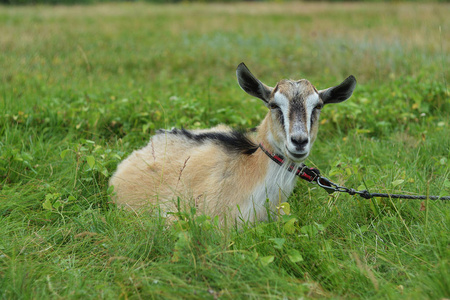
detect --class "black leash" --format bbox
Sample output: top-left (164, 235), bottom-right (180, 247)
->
top-left (309, 170), bottom-right (450, 201)
top-left (259, 143), bottom-right (450, 201)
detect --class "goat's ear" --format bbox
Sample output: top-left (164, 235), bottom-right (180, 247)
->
top-left (319, 75), bottom-right (357, 105)
top-left (236, 63), bottom-right (272, 105)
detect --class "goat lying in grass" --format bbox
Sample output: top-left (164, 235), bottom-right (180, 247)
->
top-left (110, 63), bottom-right (356, 222)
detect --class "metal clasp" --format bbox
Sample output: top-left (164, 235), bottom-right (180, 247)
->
top-left (315, 176), bottom-right (340, 194)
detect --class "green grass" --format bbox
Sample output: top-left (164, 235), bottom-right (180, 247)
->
top-left (1, 2), bottom-right (449, 298)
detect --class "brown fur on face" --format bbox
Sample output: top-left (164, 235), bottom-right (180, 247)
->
top-left (263, 79), bottom-right (323, 161)
top-left (272, 79), bottom-right (318, 101)
top-left (275, 79), bottom-right (321, 139)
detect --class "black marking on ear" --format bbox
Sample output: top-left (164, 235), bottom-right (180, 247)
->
top-left (240, 71), bottom-right (260, 93)
top-left (236, 63), bottom-right (271, 103)
top-left (320, 75), bottom-right (357, 104)
top-left (159, 128), bottom-right (258, 155)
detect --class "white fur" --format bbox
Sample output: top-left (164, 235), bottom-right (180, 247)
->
top-left (305, 92), bottom-right (320, 135)
top-left (242, 160), bottom-right (299, 221)
top-left (274, 91), bottom-right (291, 140)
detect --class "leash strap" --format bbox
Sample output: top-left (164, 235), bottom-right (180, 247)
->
top-left (258, 143), bottom-right (450, 201)
top-left (258, 143), bottom-right (319, 181)
top-left (314, 174), bottom-right (450, 201)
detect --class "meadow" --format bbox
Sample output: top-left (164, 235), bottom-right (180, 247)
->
top-left (1, 2), bottom-right (449, 298)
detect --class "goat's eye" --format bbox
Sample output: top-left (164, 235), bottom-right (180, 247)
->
top-left (269, 103), bottom-right (280, 110)
top-left (314, 104), bottom-right (323, 111)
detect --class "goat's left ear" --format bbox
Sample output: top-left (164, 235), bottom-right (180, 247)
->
top-left (319, 75), bottom-right (357, 105)
top-left (236, 62), bottom-right (273, 105)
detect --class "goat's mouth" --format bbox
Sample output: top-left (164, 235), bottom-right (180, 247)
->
top-left (285, 148), bottom-right (309, 162)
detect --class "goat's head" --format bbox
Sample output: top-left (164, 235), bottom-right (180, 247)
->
top-left (236, 62), bottom-right (356, 162)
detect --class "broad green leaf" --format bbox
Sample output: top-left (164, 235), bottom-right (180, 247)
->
top-left (175, 232), bottom-right (190, 248)
top-left (314, 222), bottom-right (325, 232)
top-left (358, 225), bottom-right (369, 233)
top-left (284, 217), bottom-right (297, 234)
top-left (260, 255), bottom-right (274, 266)
top-left (101, 169), bottom-right (109, 177)
top-left (107, 185), bottom-right (115, 195)
top-left (270, 238), bottom-right (285, 250)
top-left (278, 202), bottom-right (290, 215)
top-left (392, 179), bottom-right (404, 187)
top-left (60, 149), bottom-right (70, 159)
top-left (53, 200), bottom-right (63, 209)
top-left (201, 220), bottom-right (212, 230)
top-left (301, 224), bottom-right (318, 237)
top-left (45, 193), bottom-right (60, 201)
top-left (86, 156), bottom-right (95, 168)
top-left (42, 199), bottom-right (53, 211)
top-left (195, 214), bottom-right (208, 224)
top-left (142, 123), bottom-right (151, 133)
top-left (287, 249), bottom-right (303, 263)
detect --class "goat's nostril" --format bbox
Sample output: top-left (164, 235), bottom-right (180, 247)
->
top-left (290, 136), bottom-right (308, 149)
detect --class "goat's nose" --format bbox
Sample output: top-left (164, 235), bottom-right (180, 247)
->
top-left (290, 136), bottom-right (308, 150)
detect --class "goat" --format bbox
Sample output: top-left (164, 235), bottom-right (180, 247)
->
top-left (109, 63), bottom-right (356, 222)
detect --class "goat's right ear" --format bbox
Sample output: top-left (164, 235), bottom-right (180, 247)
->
top-left (319, 75), bottom-right (357, 105)
top-left (236, 63), bottom-right (272, 105)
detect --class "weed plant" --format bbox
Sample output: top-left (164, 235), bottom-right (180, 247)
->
top-left (1, 3), bottom-right (449, 298)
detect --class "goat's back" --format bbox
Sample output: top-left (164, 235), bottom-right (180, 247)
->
top-left (109, 125), bottom-right (269, 219)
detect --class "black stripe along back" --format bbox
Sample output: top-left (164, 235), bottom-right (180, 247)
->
top-left (157, 128), bottom-right (258, 155)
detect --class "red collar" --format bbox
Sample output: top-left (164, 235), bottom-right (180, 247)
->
top-left (258, 143), bottom-right (320, 182)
